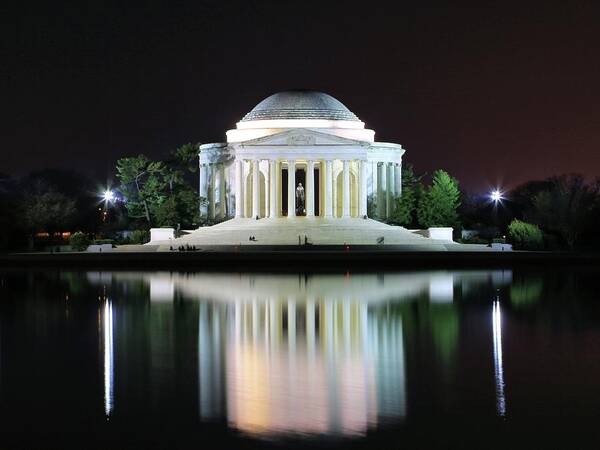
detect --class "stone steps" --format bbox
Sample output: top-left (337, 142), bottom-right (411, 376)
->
top-left (151, 217), bottom-right (460, 250)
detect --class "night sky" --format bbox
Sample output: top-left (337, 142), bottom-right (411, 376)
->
top-left (3, 2), bottom-right (600, 191)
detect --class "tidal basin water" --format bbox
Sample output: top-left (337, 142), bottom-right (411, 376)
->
top-left (1, 268), bottom-right (600, 448)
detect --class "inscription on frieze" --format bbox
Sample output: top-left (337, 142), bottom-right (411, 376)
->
top-left (287, 134), bottom-right (316, 145)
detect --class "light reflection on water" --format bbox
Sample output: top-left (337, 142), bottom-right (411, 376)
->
top-left (90, 270), bottom-right (513, 438)
top-left (102, 300), bottom-right (114, 418)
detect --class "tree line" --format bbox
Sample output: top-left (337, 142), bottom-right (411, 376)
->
top-left (388, 166), bottom-right (600, 250)
top-left (1, 146), bottom-right (600, 251)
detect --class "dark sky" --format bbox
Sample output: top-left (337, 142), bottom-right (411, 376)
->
top-left (3, 1), bottom-right (600, 191)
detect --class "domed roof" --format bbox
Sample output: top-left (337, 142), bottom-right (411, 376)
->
top-left (241, 90), bottom-right (360, 122)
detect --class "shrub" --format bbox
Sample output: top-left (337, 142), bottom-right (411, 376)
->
top-left (460, 236), bottom-right (488, 245)
top-left (507, 220), bottom-right (543, 250)
top-left (115, 237), bottom-right (131, 245)
top-left (69, 232), bottom-right (90, 251)
top-left (131, 229), bottom-right (150, 245)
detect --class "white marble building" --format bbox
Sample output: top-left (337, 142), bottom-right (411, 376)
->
top-left (142, 90), bottom-right (490, 248)
top-left (198, 90), bottom-right (404, 221)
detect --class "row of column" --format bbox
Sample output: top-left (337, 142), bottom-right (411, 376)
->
top-left (235, 158), bottom-right (369, 219)
top-left (201, 160), bottom-right (401, 220)
top-left (374, 161), bottom-right (402, 220)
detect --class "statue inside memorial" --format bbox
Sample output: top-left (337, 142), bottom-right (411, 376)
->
top-left (296, 182), bottom-right (305, 215)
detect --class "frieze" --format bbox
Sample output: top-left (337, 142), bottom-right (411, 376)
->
top-left (287, 134), bottom-right (316, 146)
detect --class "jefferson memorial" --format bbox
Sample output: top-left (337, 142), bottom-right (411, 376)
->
top-left (148, 90), bottom-right (470, 250)
top-left (199, 90), bottom-right (403, 221)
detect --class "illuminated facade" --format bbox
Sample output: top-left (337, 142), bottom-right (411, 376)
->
top-left (144, 91), bottom-right (476, 247)
top-left (198, 90), bottom-right (404, 220)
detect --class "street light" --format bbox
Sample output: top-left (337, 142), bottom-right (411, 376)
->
top-left (102, 190), bottom-right (115, 203)
top-left (490, 189), bottom-right (503, 203)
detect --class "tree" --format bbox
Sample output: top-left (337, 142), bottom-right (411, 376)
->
top-left (116, 155), bottom-right (167, 225)
top-left (171, 143), bottom-right (199, 175)
top-left (507, 219), bottom-right (543, 250)
top-left (155, 189), bottom-right (200, 229)
top-left (69, 232), bottom-right (91, 251)
top-left (21, 169), bottom-right (101, 233)
top-left (527, 174), bottom-right (597, 249)
top-left (22, 184), bottom-right (77, 244)
top-left (417, 170), bottom-right (461, 228)
top-left (389, 164), bottom-right (422, 227)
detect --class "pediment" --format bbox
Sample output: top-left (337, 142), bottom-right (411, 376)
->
top-left (239, 128), bottom-right (367, 147)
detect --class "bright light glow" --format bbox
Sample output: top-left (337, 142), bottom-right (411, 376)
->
top-left (490, 189), bottom-right (503, 203)
top-left (104, 301), bottom-right (114, 417)
top-left (102, 190), bottom-right (115, 202)
top-left (492, 300), bottom-right (506, 417)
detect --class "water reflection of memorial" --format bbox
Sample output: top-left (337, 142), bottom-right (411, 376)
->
top-left (97, 270), bottom-right (512, 438)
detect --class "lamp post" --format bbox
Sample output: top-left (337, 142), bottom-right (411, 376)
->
top-left (102, 190), bottom-right (115, 203)
top-left (101, 189), bottom-right (115, 223)
top-left (490, 189), bottom-right (503, 203)
top-left (489, 189), bottom-right (504, 239)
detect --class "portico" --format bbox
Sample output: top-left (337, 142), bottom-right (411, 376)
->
top-left (201, 157), bottom-right (402, 220)
top-left (198, 90), bottom-right (405, 222)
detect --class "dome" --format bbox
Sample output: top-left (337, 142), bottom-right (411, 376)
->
top-left (241, 90), bottom-right (360, 122)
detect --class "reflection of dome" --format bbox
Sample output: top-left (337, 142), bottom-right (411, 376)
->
top-left (241, 90), bottom-right (360, 122)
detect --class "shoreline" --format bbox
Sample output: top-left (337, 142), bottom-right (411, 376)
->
top-left (1, 248), bottom-right (599, 270)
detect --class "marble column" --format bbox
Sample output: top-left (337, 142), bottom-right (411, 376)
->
top-left (306, 160), bottom-right (315, 217)
top-left (234, 159), bottom-right (243, 218)
top-left (359, 160), bottom-right (367, 217)
top-left (269, 159), bottom-right (277, 218)
top-left (252, 159), bottom-right (260, 219)
top-left (387, 163), bottom-right (396, 216)
top-left (378, 162), bottom-right (387, 219)
top-left (343, 160), bottom-right (350, 218)
top-left (325, 160), bottom-right (333, 218)
top-left (386, 162), bottom-right (393, 217)
top-left (219, 164), bottom-right (226, 219)
top-left (199, 163), bottom-right (209, 218)
top-left (395, 162), bottom-right (402, 196)
top-left (288, 160), bottom-right (296, 217)
top-left (209, 164), bottom-right (216, 220)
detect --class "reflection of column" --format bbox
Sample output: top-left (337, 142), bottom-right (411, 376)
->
top-left (325, 160), bottom-right (333, 218)
top-left (359, 160), bottom-right (367, 217)
top-left (103, 301), bottom-right (114, 417)
top-left (269, 160), bottom-right (277, 218)
top-left (288, 160), bottom-right (296, 218)
top-left (342, 160), bottom-right (350, 218)
top-left (343, 300), bottom-right (351, 352)
top-left (199, 303), bottom-right (225, 420)
top-left (288, 300), bottom-right (296, 352)
top-left (492, 300), bottom-right (506, 417)
top-left (252, 159), bottom-right (260, 219)
top-left (306, 160), bottom-right (314, 217)
top-left (368, 307), bottom-right (406, 419)
top-left (235, 159), bottom-right (244, 218)
top-left (306, 299), bottom-right (315, 359)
